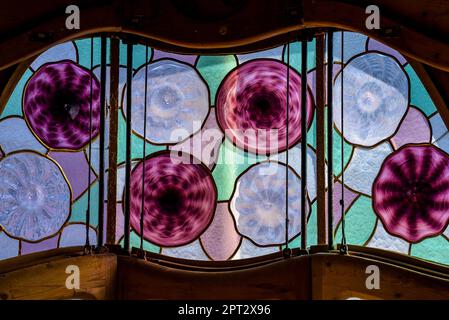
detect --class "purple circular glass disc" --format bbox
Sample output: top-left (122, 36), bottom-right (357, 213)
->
top-left (24, 61), bottom-right (101, 150)
top-left (128, 151), bottom-right (217, 247)
top-left (373, 144), bottom-right (449, 243)
top-left (216, 59), bottom-right (314, 155)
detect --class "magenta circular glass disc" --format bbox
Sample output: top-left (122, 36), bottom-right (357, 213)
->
top-left (24, 61), bottom-right (101, 150)
top-left (216, 59), bottom-right (314, 154)
top-left (373, 145), bottom-right (449, 242)
top-left (129, 151), bottom-right (217, 247)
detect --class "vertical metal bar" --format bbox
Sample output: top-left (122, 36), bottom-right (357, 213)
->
top-left (327, 30), bottom-right (334, 249)
top-left (315, 33), bottom-right (327, 245)
top-left (339, 31), bottom-right (348, 254)
top-left (301, 38), bottom-right (308, 250)
top-left (124, 42), bottom-right (133, 252)
top-left (285, 41), bottom-right (290, 252)
top-left (140, 45), bottom-right (149, 253)
top-left (106, 37), bottom-right (119, 245)
top-left (97, 35), bottom-right (107, 248)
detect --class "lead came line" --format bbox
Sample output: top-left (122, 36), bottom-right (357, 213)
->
top-left (98, 34), bottom-right (107, 248)
top-left (124, 42), bottom-right (134, 252)
top-left (85, 36), bottom-right (94, 252)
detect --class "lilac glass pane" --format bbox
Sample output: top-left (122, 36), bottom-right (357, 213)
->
top-left (373, 145), bottom-right (449, 242)
top-left (200, 202), bottom-right (241, 260)
top-left (237, 46), bottom-right (284, 64)
top-left (216, 59), bottom-right (314, 154)
top-left (161, 240), bottom-right (209, 260)
top-left (391, 107), bottom-right (431, 149)
top-left (30, 42), bottom-right (77, 71)
top-left (59, 223), bottom-right (97, 247)
top-left (48, 150), bottom-right (95, 200)
top-left (332, 181), bottom-right (359, 230)
top-left (21, 235), bottom-right (58, 255)
top-left (0, 232), bottom-right (19, 260)
top-left (129, 151), bottom-right (217, 247)
top-left (0, 117), bottom-right (47, 154)
top-left (24, 61), bottom-right (101, 150)
top-left (367, 38), bottom-right (407, 65)
top-left (152, 50), bottom-right (197, 66)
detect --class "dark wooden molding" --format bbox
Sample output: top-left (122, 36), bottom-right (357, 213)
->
top-left (0, 250), bottom-right (117, 300)
top-left (1, 246), bottom-right (449, 299)
top-left (1, 1), bottom-right (449, 70)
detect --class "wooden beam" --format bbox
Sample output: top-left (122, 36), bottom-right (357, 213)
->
top-left (315, 33), bottom-right (326, 245)
top-left (117, 255), bottom-right (310, 300)
top-left (311, 252), bottom-right (449, 300)
top-left (0, 252), bottom-right (117, 300)
top-left (106, 37), bottom-right (119, 245)
top-left (1, 246), bottom-right (449, 300)
top-left (1, 1), bottom-right (449, 71)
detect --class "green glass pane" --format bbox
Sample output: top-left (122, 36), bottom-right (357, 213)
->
top-left (332, 129), bottom-right (353, 177)
top-left (75, 37), bottom-right (108, 69)
top-left (307, 201), bottom-right (318, 247)
top-left (323, 108), bottom-right (353, 177)
top-left (307, 112), bottom-right (317, 149)
top-left (1, 69), bottom-right (33, 118)
top-left (70, 180), bottom-right (99, 227)
top-left (120, 231), bottom-right (160, 253)
top-left (405, 64), bottom-right (436, 116)
top-left (212, 138), bottom-right (267, 201)
top-left (411, 236), bottom-right (449, 265)
top-left (119, 41), bottom-right (152, 70)
top-left (196, 55), bottom-right (237, 105)
top-left (335, 195), bottom-right (376, 245)
top-left (282, 201), bottom-right (317, 249)
top-left (283, 39), bottom-right (316, 73)
top-left (285, 236), bottom-right (300, 249)
top-left (117, 110), bottom-right (165, 163)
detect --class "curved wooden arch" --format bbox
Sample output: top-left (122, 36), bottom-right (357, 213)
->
top-left (1, 1), bottom-right (449, 71)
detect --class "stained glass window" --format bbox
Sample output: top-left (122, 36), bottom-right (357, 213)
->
top-left (115, 40), bottom-right (318, 259)
top-left (1, 31), bottom-right (448, 266)
top-left (0, 39), bottom-right (104, 259)
top-left (332, 32), bottom-right (449, 266)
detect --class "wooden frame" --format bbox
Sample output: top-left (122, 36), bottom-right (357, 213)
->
top-left (0, 248), bottom-right (117, 300)
top-left (1, 246), bottom-right (449, 299)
